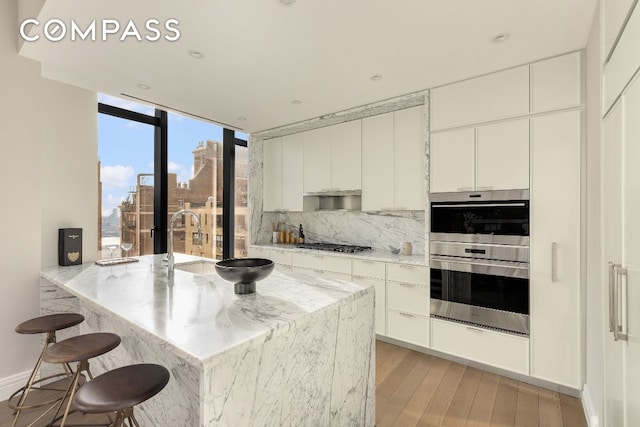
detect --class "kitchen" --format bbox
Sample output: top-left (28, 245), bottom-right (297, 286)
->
top-left (1, 0), bottom-right (638, 426)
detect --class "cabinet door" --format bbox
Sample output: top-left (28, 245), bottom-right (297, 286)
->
top-left (603, 0), bottom-right (636, 60)
top-left (330, 120), bottom-right (362, 191)
top-left (603, 101), bottom-right (625, 427)
top-left (431, 65), bottom-right (530, 131)
top-left (362, 113), bottom-right (394, 210)
top-left (303, 127), bottom-right (331, 193)
top-left (530, 52), bottom-right (581, 113)
top-left (394, 106), bottom-right (425, 210)
top-left (476, 119), bottom-right (529, 190)
top-left (429, 128), bottom-right (475, 193)
top-left (263, 137), bottom-right (282, 211)
top-left (529, 110), bottom-right (581, 388)
top-left (282, 134), bottom-right (304, 211)
top-left (386, 310), bottom-right (429, 348)
top-left (352, 276), bottom-right (386, 335)
top-left (623, 75), bottom-right (640, 427)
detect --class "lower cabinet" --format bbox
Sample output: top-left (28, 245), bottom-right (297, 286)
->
top-left (247, 246), bottom-right (292, 270)
top-left (352, 259), bottom-right (387, 335)
top-left (430, 318), bottom-right (530, 375)
top-left (386, 310), bottom-right (429, 348)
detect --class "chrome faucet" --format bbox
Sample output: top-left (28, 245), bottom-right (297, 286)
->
top-left (167, 208), bottom-right (202, 273)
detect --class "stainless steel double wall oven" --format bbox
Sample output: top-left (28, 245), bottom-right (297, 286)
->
top-left (429, 190), bottom-right (530, 335)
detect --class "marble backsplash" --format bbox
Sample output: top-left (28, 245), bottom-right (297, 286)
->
top-left (258, 210), bottom-right (426, 255)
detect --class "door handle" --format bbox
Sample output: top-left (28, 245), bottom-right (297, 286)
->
top-left (551, 242), bottom-right (558, 282)
top-left (614, 267), bottom-right (628, 341)
top-left (608, 262), bottom-right (616, 333)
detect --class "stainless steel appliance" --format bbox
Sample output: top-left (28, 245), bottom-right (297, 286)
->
top-left (295, 242), bottom-right (372, 254)
top-left (429, 189), bottom-right (530, 336)
top-left (430, 189), bottom-right (529, 245)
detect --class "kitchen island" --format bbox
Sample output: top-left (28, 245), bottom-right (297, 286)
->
top-left (40, 254), bottom-right (375, 426)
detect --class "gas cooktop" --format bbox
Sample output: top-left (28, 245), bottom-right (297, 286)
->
top-left (295, 243), bottom-right (372, 254)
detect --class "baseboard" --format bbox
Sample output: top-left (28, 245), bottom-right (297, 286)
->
top-left (582, 383), bottom-right (600, 427)
top-left (0, 370), bottom-right (30, 402)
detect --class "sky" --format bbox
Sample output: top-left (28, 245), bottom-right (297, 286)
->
top-left (98, 94), bottom-right (247, 217)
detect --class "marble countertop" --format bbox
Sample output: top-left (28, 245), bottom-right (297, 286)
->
top-left (41, 254), bottom-right (373, 363)
top-left (250, 243), bottom-right (427, 265)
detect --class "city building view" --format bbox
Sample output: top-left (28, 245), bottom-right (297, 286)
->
top-left (99, 139), bottom-right (248, 260)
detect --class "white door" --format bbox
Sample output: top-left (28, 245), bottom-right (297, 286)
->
top-left (529, 110), bottom-right (581, 388)
top-left (303, 127), bottom-right (331, 193)
top-left (429, 128), bottom-right (475, 193)
top-left (263, 137), bottom-right (282, 211)
top-left (476, 118), bottom-right (529, 190)
top-left (362, 113), bottom-right (394, 210)
top-left (282, 134), bottom-right (304, 211)
top-left (603, 100), bottom-right (624, 427)
top-left (393, 106), bottom-right (425, 210)
top-left (622, 74), bottom-right (640, 427)
top-left (330, 120), bottom-right (362, 191)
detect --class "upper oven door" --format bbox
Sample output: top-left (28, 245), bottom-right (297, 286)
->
top-left (430, 190), bottom-right (529, 245)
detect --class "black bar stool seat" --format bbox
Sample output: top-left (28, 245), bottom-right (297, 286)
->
top-left (10, 313), bottom-right (84, 427)
top-left (72, 364), bottom-right (170, 426)
top-left (44, 332), bottom-right (121, 427)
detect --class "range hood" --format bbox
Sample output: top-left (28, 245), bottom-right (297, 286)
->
top-left (303, 190), bottom-right (362, 212)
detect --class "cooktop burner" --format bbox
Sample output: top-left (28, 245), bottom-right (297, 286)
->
top-left (295, 243), bottom-right (372, 254)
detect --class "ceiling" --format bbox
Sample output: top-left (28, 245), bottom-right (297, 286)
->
top-left (19, 0), bottom-right (597, 133)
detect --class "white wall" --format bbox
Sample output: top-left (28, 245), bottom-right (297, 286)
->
top-left (0, 0), bottom-right (97, 396)
top-left (40, 80), bottom-right (98, 267)
top-left (584, 2), bottom-right (604, 426)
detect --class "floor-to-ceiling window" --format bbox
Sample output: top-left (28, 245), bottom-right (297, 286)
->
top-left (97, 94), bottom-right (247, 260)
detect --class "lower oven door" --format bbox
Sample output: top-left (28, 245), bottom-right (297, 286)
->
top-left (430, 258), bottom-right (529, 335)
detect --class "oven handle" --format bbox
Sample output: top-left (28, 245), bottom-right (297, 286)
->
top-left (430, 257), bottom-right (529, 279)
top-left (432, 202), bottom-right (527, 208)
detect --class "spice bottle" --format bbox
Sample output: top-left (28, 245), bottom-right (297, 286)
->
top-left (299, 224), bottom-right (305, 244)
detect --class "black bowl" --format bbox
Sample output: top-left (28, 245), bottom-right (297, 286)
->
top-left (215, 258), bottom-right (274, 294)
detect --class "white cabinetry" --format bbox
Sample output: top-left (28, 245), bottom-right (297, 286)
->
top-left (603, 3), bottom-right (640, 112)
top-left (352, 259), bottom-right (386, 335)
top-left (530, 52), bottom-right (581, 113)
top-left (603, 0), bottom-right (636, 61)
top-left (603, 73), bottom-right (640, 427)
top-left (263, 138), bottom-right (283, 212)
top-left (362, 113), bottom-right (394, 210)
top-left (430, 65), bottom-right (529, 131)
top-left (303, 120), bottom-right (361, 193)
top-left (430, 319), bottom-right (530, 375)
top-left (247, 246), bottom-right (292, 272)
top-left (385, 264), bottom-right (429, 347)
top-left (291, 252), bottom-right (351, 280)
top-left (430, 118), bottom-right (529, 193)
top-left (529, 109), bottom-right (581, 388)
top-left (263, 135), bottom-right (304, 211)
top-left (362, 106), bottom-right (425, 210)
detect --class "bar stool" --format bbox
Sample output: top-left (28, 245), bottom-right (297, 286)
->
top-left (71, 364), bottom-right (170, 427)
top-left (10, 313), bottom-right (85, 427)
top-left (44, 332), bottom-right (121, 427)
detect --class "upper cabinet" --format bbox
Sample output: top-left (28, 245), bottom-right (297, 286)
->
top-left (362, 106), bottom-right (425, 210)
top-left (430, 65), bottom-right (530, 131)
top-left (263, 134), bottom-right (303, 212)
top-left (430, 119), bottom-right (529, 193)
top-left (303, 121), bottom-right (361, 193)
top-left (603, 3), bottom-right (640, 112)
top-left (530, 52), bottom-right (581, 113)
top-left (603, 0), bottom-right (636, 61)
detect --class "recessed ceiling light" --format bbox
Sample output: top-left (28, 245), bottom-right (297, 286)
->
top-left (137, 83), bottom-right (151, 90)
top-left (188, 50), bottom-right (204, 59)
top-left (237, 117), bottom-right (247, 121)
top-left (493, 33), bottom-right (510, 43)
top-left (291, 100), bottom-right (302, 105)
top-left (370, 75), bottom-right (383, 81)
top-left (277, 0), bottom-right (296, 6)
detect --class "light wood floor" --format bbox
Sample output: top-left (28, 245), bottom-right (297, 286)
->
top-left (1, 341), bottom-right (588, 426)
top-left (376, 340), bottom-right (587, 427)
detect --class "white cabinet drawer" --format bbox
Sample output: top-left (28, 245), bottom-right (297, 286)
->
top-left (387, 310), bottom-right (429, 348)
top-left (352, 259), bottom-right (385, 280)
top-left (291, 253), bottom-right (351, 274)
top-left (249, 247), bottom-right (292, 266)
top-left (387, 281), bottom-right (429, 316)
top-left (431, 318), bottom-right (530, 375)
top-left (386, 263), bottom-right (428, 285)
top-left (352, 276), bottom-right (386, 335)
top-left (291, 266), bottom-right (350, 281)
top-left (275, 264), bottom-right (292, 273)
